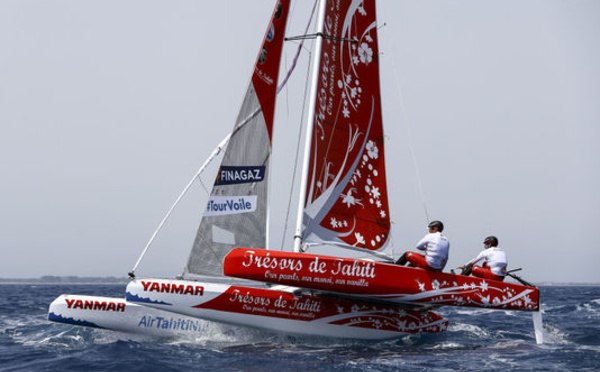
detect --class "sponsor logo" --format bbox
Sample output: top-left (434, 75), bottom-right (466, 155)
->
top-left (138, 316), bottom-right (203, 331)
top-left (255, 67), bottom-right (274, 85)
top-left (205, 195), bottom-right (258, 216)
top-left (239, 251), bottom-right (376, 288)
top-left (141, 281), bottom-right (204, 296)
top-left (215, 166), bottom-right (265, 186)
top-left (258, 47), bottom-right (268, 64)
top-left (65, 298), bottom-right (125, 312)
top-left (266, 23), bottom-right (275, 42)
top-left (273, 2), bottom-right (283, 20)
top-left (229, 289), bottom-right (322, 313)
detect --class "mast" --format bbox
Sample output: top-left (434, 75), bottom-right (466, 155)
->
top-left (293, 0), bottom-right (327, 253)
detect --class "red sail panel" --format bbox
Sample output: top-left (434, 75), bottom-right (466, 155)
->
top-left (304, 0), bottom-right (390, 251)
top-left (252, 0), bottom-right (291, 142)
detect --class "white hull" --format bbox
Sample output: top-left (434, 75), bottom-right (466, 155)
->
top-left (48, 294), bottom-right (212, 338)
top-left (125, 278), bottom-right (447, 340)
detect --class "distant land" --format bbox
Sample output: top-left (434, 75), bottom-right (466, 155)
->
top-left (0, 276), bottom-right (129, 284)
top-left (0, 276), bottom-right (598, 286)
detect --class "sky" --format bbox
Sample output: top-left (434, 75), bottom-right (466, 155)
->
top-left (1, 0), bottom-right (598, 284)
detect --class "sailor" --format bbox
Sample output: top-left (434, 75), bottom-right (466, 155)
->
top-left (396, 220), bottom-right (450, 272)
top-left (458, 236), bottom-right (507, 281)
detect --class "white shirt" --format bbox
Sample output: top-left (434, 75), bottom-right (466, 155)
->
top-left (465, 247), bottom-right (508, 276)
top-left (415, 232), bottom-right (450, 270)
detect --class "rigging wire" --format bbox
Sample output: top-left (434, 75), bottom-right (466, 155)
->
top-left (277, 0), bottom-right (318, 94)
top-left (128, 134), bottom-right (231, 278)
top-left (285, 33), bottom-right (357, 44)
top-left (278, 0), bottom-right (319, 251)
top-left (130, 106), bottom-right (262, 278)
top-left (390, 49), bottom-right (430, 224)
top-left (279, 47), bottom-right (313, 251)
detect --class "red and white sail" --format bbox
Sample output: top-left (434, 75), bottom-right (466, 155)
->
top-left (301, 0), bottom-right (391, 256)
top-left (184, 1), bottom-right (291, 277)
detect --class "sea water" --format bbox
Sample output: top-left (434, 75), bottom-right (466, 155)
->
top-left (1, 284), bottom-right (599, 371)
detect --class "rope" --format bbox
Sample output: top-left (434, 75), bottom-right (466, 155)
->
top-left (277, 0), bottom-right (318, 94)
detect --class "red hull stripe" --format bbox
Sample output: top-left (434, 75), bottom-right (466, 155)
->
top-left (193, 285), bottom-right (447, 333)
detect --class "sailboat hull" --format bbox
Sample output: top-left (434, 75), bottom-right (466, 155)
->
top-left (223, 248), bottom-right (540, 312)
top-left (48, 294), bottom-right (211, 337)
top-left (125, 278), bottom-right (447, 339)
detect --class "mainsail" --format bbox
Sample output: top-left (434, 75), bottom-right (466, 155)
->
top-left (184, 0), bottom-right (291, 277)
top-left (301, 0), bottom-right (391, 256)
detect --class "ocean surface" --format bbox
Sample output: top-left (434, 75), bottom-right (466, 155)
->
top-left (1, 284), bottom-right (599, 372)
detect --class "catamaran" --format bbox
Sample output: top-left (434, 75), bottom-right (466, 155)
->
top-left (49, 0), bottom-right (543, 342)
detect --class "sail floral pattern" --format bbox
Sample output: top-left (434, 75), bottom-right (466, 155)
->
top-left (304, 0), bottom-right (390, 252)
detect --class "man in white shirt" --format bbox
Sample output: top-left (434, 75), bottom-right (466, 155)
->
top-left (458, 236), bottom-right (507, 281)
top-left (396, 220), bottom-right (450, 272)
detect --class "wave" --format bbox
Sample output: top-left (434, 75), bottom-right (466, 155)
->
top-left (537, 322), bottom-right (571, 346)
top-left (2, 284), bottom-right (599, 372)
top-left (574, 299), bottom-right (600, 318)
top-left (448, 322), bottom-right (492, 338)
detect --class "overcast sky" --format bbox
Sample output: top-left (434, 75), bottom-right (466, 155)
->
top-left (1, 1), bottom-right (598, 284)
